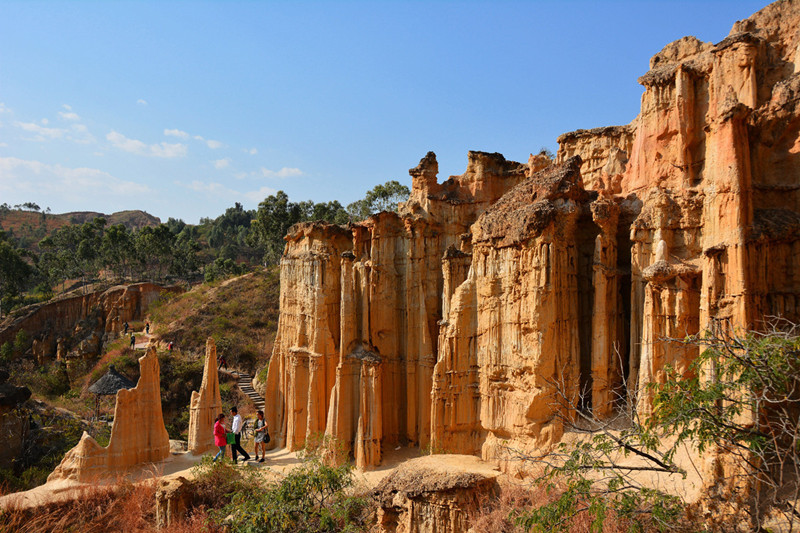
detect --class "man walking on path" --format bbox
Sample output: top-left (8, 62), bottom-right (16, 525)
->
top-left (130, 334), bottom-right (135, 349)
top-left (229, 407), bottom-right (250, 463)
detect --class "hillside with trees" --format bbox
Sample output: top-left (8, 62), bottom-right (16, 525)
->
top-left (0, 181), bottom-right (409, 318)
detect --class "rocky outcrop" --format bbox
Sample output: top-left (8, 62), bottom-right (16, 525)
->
top-left (264, 151), bottom-right (535, 467)
top-left (0, 283), bottom-right (180, 363)
top-left (155, 476), bottom-right (195, 529)
top-left (187, 338), bottom-right (222, 455)
top-left (263, 0), bottom-right (800, 470)
top-left (373, 455), bottom-right (500, 533)
top-left (47, 346), bottom-right (170, 483)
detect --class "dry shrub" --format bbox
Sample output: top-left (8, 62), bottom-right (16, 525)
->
top-left (0, 481), bottom-right (156, 533)
top-left (162, 508), bottom-right (218, 533)
top-left (0, 479), bottom-right (220, 533)
top-left (470, 482), bottom-right (630, 533)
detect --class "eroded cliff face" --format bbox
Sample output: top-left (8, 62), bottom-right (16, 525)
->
top-left (264, 0), bottom-right (800, 469)
top-left (0, 283), bottom-right (179, 364)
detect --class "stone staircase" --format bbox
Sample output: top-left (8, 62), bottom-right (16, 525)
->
top-left (236, 371), bottom-right (265, 411)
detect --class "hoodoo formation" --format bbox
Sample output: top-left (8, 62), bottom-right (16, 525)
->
top-left (263, 0), bottom-right (800, 468)
top-left (47, 346), bottom-right (170, 483)
top-left (187, 338), bottom-right (223, 455)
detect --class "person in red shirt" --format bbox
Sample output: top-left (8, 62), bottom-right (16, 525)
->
top-left (213, 413), bottom-right (227, 462)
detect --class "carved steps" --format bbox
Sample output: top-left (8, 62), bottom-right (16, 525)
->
top-left (236, 372), bottom-right (265, 411)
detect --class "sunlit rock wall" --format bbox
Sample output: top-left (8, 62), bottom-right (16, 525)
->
top-left (48, 346), bottom-right (170, 482)
top-left (264, 0), bottom-right (800, 468)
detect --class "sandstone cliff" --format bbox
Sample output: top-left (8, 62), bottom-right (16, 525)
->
top-left (47, 345), bottom-right (170, 483)
top-left (263, 0), bottom-right (800, 468)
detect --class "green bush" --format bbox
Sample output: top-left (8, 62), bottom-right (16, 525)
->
top-left (0, 342), bottom-right (12, 362)
top-left (89, 351), bottom-right (138, 384)
top-left (40, 364), bottom-right (70, 397)
top-left (257, 362), bottom-right (269, 383)
top-left (13, 329), bottom-right (30, 355)
top-left (205, 456), bottom-right (372, 532)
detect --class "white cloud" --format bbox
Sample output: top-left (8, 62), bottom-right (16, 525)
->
top-left (213, 158), bottom-right (231, 169)
top-left (175, 180), bottom-right (276, 204)
top-left (70, 124), bottom-right (95, 144)
top-left (244, 186), bottom-right (278, 202)
top-left (184, 180), bottom-right (233, 194)
top-left (190, 134), bottom-right (223, 149)
top-left (107, 130), bottom-right (187, 158)
top-left (260, 166), bottom-right (303, 179)
top-left (62, 104), bottom-right (72, 111)
top-left (137, 99), bottom-right (148, 106)
top-left (0, 157), bottom-right (152, 203)
top-left (16, 121), bottom-right (66, 140)
top-left (0, 142), bottom-right (8, 148)
top-left (0, 103), bottom-right (10, 113)
top-left (59, 111), bottom-right (80, 121)
top-left (245, 147), bottom-right (258, 155)
top-left (164, 128), bottom-right (189, 139)
top-left (16, 120), bottom-right (94, 144)
top-left (41, 118), bottom-right (49, 125)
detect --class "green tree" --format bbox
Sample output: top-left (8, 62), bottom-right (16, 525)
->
top-left (134, 224), bottom-right (174, 281)
top-left (101, 224), bottom-right (135, 281)
top-left (653, 324), bottom-right (800, 530)
top-left (0, 233), bottom-right (33, 317)
top-left (39, 217), bottom-right (106, 289)
top-left (249, 191), bottom-right (305, 265)
top-left (346, 180), bottom-right (410, 221)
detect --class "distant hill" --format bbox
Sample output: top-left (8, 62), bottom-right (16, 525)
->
top-left (0, 208), bottom-right (161, 251)
top-left (62, 210), bottom-right (161, 231)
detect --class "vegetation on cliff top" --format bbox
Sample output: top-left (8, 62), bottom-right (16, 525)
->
top-left (0, 181), bottom-right (408, 317)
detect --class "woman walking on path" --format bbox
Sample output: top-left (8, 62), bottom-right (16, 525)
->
top-left (253, 410), bottom-right (268, 463)
top-left (213, 413), bottom-right (227, 462)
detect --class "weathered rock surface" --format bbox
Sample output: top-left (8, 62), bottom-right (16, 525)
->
top-left (0, 283), bottom-right (180, 363)
top-left (373, 455), bottom-right (500, 533)
top-left (155, 476), bottom-right (195, 529)
top-left (47, 346), bottom-right (170, 483)
top-left (263, 0), bottom-right (800, 470)
top-left (187, 338), bottom-right (223, 455)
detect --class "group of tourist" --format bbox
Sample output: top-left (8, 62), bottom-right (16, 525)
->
top-left (213, 407), bottom-right (269, 464)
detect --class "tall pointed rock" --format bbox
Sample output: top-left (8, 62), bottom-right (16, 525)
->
top-left (187, 338), bottom-right (223, 455)
top-left (48, 345), bottom-right (170, 482)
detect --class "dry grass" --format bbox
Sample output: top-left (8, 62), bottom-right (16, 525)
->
top-left (0, 480), bottom-right (219, 533)
top-left (148, 267), bottom-right (280, 372)
top-left (470, 482), bottom-right (631, 533)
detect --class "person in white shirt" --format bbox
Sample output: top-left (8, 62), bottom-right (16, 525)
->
top-left (229, 406), bottom-right (251, 463)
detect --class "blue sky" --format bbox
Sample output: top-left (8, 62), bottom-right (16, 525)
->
top-left (0, 0), bottom-right (767, 223)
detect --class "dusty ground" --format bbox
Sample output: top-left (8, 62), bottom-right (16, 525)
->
top-left (0, 445), bottom-right (497, 510)
top-left (0, 429), bottom-right (708, 512)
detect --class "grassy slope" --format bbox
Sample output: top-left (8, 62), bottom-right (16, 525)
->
top-left (148, 267), bottom-right (280, 373)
